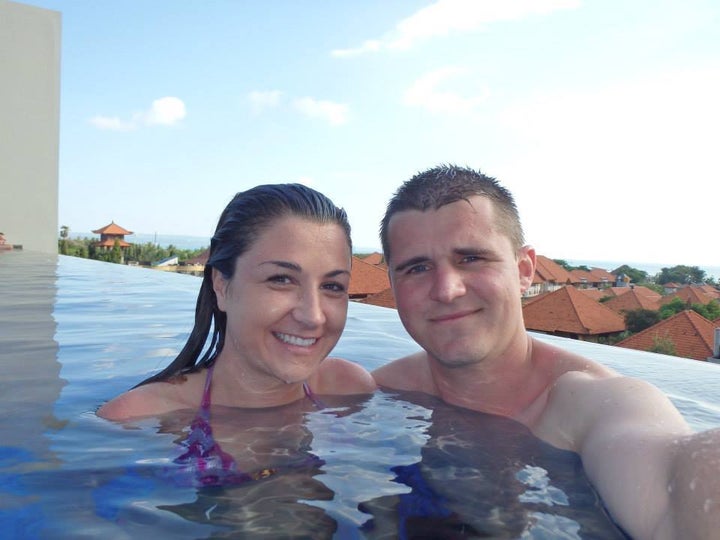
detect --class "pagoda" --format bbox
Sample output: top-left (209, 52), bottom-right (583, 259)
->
top-left (92, 221), bottom-right (133, 250)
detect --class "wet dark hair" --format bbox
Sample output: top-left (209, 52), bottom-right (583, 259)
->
top-left (380, 164), bottom-right (524, 263)
top-left (136, 183), bottom-right (352, 386)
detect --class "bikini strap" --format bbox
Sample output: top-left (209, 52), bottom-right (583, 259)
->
top-left (200, 363), bottom-right (215, 411)
top-left (302, 381), bottom-right (325, 409)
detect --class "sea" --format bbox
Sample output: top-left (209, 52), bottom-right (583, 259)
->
top-left (72, 232), bottom-right (720, 280)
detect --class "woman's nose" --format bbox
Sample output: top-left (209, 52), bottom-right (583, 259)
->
top-left (293, 289), bottom-right (326, 327)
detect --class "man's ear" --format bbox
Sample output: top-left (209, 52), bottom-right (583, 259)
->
top-left (517, 245), bottom-right (536, 294)
top-left (212, 268), bottom-right (229, 312)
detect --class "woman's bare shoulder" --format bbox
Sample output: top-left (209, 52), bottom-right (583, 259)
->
top-left (312, 357), bottom-right (377, 395)
top-left (96, 373), bottom-right (202, 421)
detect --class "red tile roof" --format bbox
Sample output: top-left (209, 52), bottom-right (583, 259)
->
top-left (603, 289), bottom-right (661, 314)
top-left (534, 255), bottom-right (575, 285)
top-left (92, 221), bottom-right (133, 235)
top-left (615, 310), bottom-right (716, 361)
top-left (579, 289), bottom-right (615, 301)
top-left (96, 239), bottom-right (131, 248)
top-left (361, 252), bottom-right (385, 266)
top-left (348, 256), bottom-right (390, 297)
top-left (185, 248), bottom-right (210, 265)
top-left (523, 285), bottom-right (626, 336)
top-left (660, 286), bottom-right (717, 306)
top-left (359, 287), bottom-right (396, 309)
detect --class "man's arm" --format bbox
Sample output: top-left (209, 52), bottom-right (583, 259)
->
top-left (542, 372), bottom-right (719, 539)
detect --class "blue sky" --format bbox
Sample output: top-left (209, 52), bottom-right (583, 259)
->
top-left (24, 0), bottom-right (720, 266)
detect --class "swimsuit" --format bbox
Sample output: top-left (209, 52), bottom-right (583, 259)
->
top-left (172, 363), bottom-right (323, 487)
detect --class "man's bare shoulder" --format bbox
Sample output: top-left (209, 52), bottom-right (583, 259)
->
top-left (371, 351), bottom-right (435, 393)
top-left (538, 367), bottom-right (689, 451)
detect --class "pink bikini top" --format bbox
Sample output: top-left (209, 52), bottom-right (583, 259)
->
top-left (172, 363), bottom-right (323, 487)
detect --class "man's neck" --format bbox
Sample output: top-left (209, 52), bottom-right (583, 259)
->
top-left (428, 336), bottom-right (549, 422)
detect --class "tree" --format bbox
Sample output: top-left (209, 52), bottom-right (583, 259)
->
top-left (659, 298), bottom-right (687, 319)
top-left (624, 309), bottom-right (661, 333)
top-left (611, 264), bottom-right (649, 285)
top-left (58, 225), bottom-right (70, 255)
top-left (656, 265), bottom-right (706, 285)
top-left (692, 300), bottom-right (720, 321)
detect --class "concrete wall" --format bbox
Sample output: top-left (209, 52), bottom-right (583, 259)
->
top-left (0, 1), bottom-right (61, 253)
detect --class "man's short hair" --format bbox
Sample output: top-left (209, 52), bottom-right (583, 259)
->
top-left (380, 164), bottom-right (525, 262)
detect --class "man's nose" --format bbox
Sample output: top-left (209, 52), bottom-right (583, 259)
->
top-left (429, 266), bottom-right (466, 303)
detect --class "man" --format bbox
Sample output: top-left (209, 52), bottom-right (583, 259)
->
top-left (372, 164), bottom-right (719, 540)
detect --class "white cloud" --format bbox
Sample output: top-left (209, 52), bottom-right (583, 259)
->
top-left (89, 96), bottom-right (186, 131)
top-left (332, 0), bottom-right (580, 56)
top-left (144, 96), bottom-right (186, 126)
top-left (331, 39), bottom-right (382, 58)
top-left (89, 116), bottom-right (137, 132)
top-left (247, 90), bottom-right (284, 113)
top-left (293, 97), bottom-right (349, 126)
top-left (403, 66), bottom-right (490, 114)
top-left (496, 66), bottom-right (720, 264)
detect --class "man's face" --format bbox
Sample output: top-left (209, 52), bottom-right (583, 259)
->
top-left (386, 196), bottom-right (534, 367)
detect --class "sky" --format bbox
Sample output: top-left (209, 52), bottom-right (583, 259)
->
top-left (22, 0), bottom-right (720, 267)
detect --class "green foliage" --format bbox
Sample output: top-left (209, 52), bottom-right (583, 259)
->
top-left (691, 300), bottom-right (720, 321)
top-left (611, 264), bottom-right (649, 285)
top-left (649, 334), bottom-right (677, 356)
top-left (659, 297), bottom-right (687, 319)
top-left (656, 265), bottom-right (706, 285)
top-left (57, 234), bottom-right (207, 266)
top-left (624, 309), bottom-right (661, 333)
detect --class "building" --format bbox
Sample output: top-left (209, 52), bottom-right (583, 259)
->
top-left (1, 1), bottom-right (61, 253)
top-left (92, 222), bottom-right (134, 250)
top-left (523, 285), bottom-right (626, 341)
top-left (616, 310), bottom-right (716, 361)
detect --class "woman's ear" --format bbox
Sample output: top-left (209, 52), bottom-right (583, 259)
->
top-left (211, 268), bottom-right (229, 312)
top-left (517, 245), bottom-right (536, 294)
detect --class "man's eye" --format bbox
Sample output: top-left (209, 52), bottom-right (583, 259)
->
top-left (407, 264), bottom-right (429, 274)
top-left (461, 255), bottom-right (482, 264)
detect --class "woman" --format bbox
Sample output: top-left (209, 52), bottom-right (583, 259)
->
top-left (98, 183), bottom-right (375, 421)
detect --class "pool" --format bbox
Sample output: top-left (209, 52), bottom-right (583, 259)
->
top-left (1, 251), bottom-right (719, 539)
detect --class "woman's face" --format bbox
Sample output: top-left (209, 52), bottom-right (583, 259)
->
top-left (213, 216), bottom-right (351, 386)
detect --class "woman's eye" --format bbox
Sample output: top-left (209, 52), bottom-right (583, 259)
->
top-left (322, 282), bottom-right (347, 293)
top-left (268, 274), bottom-right (293, 285)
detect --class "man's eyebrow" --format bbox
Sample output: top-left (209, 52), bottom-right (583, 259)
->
top-left (394, 256), bottom-right (430, 273)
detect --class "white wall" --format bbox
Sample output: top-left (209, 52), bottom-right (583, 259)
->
top-left (0, 0), bottom-right (61, 253)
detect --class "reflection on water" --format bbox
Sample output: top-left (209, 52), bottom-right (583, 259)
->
top-left (0, 252), bottom-right (66, 532)
top-left (1, 252), bottom-right (717, 538)
top-left (357, 392), bottom-right (627, 539)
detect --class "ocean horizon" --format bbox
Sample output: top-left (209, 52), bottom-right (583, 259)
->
top-left (72, 232), bottom-right (720, 280)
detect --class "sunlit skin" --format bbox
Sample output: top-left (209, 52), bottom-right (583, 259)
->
top-left (388, 197), bottom-right (534, 374)
top-left (98, 216), bottom-right (375, 418)
top-left (373, 195), bottom-right (720, 539)
top-left (210, 216), bottom-right (352, 405)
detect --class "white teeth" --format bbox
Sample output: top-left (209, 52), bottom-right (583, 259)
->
top-left (274, 332), bottom-right (317, 347)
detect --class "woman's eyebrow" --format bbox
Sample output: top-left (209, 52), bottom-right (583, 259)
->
top-left (261, 261), bottom-right (350, 278)
top-left (261, 260), bottom-right (301, 272)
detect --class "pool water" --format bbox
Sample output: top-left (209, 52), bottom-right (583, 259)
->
top-left (1, 251), bottom-right (719, 539)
